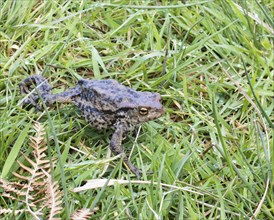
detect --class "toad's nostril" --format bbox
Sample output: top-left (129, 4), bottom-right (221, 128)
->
top-left (78, 79), bottom-right (84, 85)
top-left (154, 93), bottom-right (162, 101)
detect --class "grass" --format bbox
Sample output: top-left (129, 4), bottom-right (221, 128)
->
top-left (0, 0), bottom-right (273, 219)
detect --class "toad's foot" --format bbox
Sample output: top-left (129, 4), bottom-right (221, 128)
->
top-left (19, 75), bottom-right (51, 110)
top-left (123, 156), bottom-right (142, 179)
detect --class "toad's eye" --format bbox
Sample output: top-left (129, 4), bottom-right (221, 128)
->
top-left (139, 107), bottom-right (149, 115)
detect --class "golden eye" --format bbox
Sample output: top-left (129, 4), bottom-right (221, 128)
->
top-left (139, 107), bottom-right (148, 115)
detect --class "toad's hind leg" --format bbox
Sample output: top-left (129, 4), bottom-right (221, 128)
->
top-left (19, 74), bottom-right (81, 108)
top-left (19, 74), bottom-right (52, 109)
top-left (110, 126), bottom-right (142, 179)
top-left (45, 86), bottom-right (81, 105)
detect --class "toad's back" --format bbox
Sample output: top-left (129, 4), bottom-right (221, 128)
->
top-left (73, 79), bottom-right (164, 130)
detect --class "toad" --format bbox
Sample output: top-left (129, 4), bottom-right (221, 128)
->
top-left (19, 75), bottom-right (164, 178)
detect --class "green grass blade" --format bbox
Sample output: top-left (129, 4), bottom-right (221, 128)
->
top-left (1, 122), bottom-right (31, 178)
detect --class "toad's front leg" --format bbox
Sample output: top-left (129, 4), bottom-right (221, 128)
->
top-left (110, 126), bottom-right (142, 179)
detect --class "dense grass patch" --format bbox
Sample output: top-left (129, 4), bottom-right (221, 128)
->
top-left (0, 0), bottom-right (273, 219)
